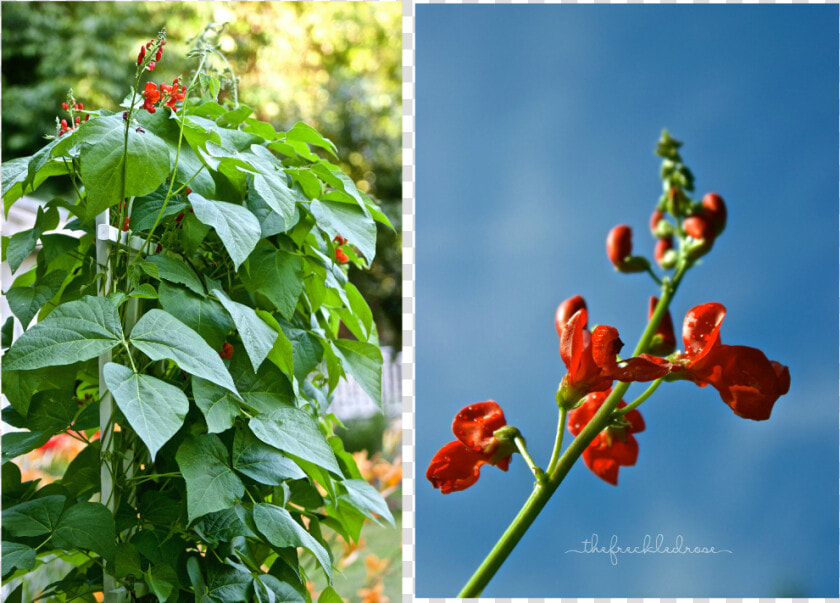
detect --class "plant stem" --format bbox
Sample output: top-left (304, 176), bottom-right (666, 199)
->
top-left (458, 263), bottom-right (687, 597)
top-left (616, 378), bottom-right (663, 416)
top-left (545, 407), bottom-right (567, 475)
top-left (513, 436), bottom-right (545, 484)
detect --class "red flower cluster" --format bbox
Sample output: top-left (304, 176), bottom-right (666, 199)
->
top-left (555, 296), bottom-right (674, 406)
top-left (219, 342), bottom-right (234, 360)
top-left (675, 303), bottom-right (790, 420)
top-left (137, 37), bottom-right (165, 70)
top-left (142, 78), bottom-right (186, 114)
top-left (427, 401), bottom-right (515, 494)
top-left (335, 248), bottom-right (349, 264)
top-left (568, 390), bottom-right (644, 485)
top-left (56, 99), bottom-right (88, 136)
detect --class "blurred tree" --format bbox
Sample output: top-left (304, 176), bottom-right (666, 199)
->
top-left (1, 1), bottom-right (402, 346)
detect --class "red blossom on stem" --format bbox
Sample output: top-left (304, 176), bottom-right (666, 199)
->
top-left (702, 193), bottom-right (727, 236)
top-left (122, 217), bottom-right (130, 232)
top-left (427, 401), bottom-right (514, 494)
top-left (676, 302), bottom-right (790, 420)
top-left (219, 342), bottom-right (234, 360)
top-left (654, 236), bottom-right (673, 266)
top-left (606, 224), bottom-right (633, 268)
top-left (557, 305), bottom-right (675, 404)
top-left (142, 82), bottom-right (161, 113)
top-left (335, 247), bottom-right (349, 264)
top-left (554, 295), bottom-right (586, 337)
top-left (568, 390), bottom-right (645, 485)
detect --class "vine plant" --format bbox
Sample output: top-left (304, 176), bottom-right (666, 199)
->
top-left (1, 28), bottom-right (394, 602)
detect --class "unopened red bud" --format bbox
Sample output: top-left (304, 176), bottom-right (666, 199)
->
top-left (655, 236), bottom-right (673, 266)
top-left (122, 217), bottom-right (130, 232)
top-left (648, 296), bottom-right (676, 356)
top-left (85, 115), bottom-right (90, 121)
top-left (160, 39), bottom-right (166, 46)
top-left (155, 49), bottom-right (162, 61)
top-left (185, 187), bottom-right (192, 195)
top-left (146, 41), bottom-right (152, 49)
top-left (62, 102), bottom-right (69, 110)
top-left (60, 119), bottom-right (68, 128)
top-left (137, 46), bottom-right (146, 65)
top-left (77, 103), bottom-right (83, 110)
top-left (606, 225), bottom-right (633, 268)
top-left (702, 193), bottom-right (727, 236)
top-left (75, 116), bottom-right (81, 124)
top-left (147, 61), bottom-right (156, 71)
top-left (649, 210), bottom-right (663, 234)
top-left (683, 216), bottom-right (714, 242)
top-left (155, 243), bottom-right (162, 253)
top-left (555, 295), bottom-right (587, 337)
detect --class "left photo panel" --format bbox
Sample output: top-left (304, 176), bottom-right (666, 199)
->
top-left (0, 2), bottom-right (403, 602)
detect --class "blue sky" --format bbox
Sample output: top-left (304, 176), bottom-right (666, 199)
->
top-left (415, 6), bottom-right (838, 597)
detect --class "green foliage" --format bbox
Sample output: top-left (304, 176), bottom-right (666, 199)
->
top-left (2, 28), bottom-right (392, 602)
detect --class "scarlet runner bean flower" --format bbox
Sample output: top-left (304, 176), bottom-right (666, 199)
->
top-left (335, 247), bottom-right (349, 264)
top-left (568, 390), bottom-right (645, 485)
top-left (219, 342), bottom-right (234, 360)
top-left (554, 294), bottom-right (586, 337)
top-left (606, 225), bottom-right (649, 273)
top-left (702, 193), bottom-right (727, 236)
top-left (427, 401), bottom-right (517, 494)
top-left (674, 302), bottom-right (790, 420)
top-left (654, 236), bottom-right (673, 267)
top-left (556, 303), bottom-right (675, 406)
top-left (142, 82), bottom-right (161, 113)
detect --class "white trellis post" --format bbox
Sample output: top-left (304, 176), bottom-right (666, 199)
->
top-left (96, 210), bottom-right (143, 603)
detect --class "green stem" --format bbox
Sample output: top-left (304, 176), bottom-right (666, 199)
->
top-left (545, 407), bottom-right (567, 475)
top-left (513, 436), bottom-right (545, 485)
top-left (616, 378), bottom-right (663, 416)
top-left (458, 262), bottom-right (688, 597)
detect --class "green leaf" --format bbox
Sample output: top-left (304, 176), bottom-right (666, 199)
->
top-left (3, 296), bottom-right (123, 371)
top-left (145, 563), bottom-right (178, 603)
top-left (242, 246), bottom-right (304, 319)
top-left (256, 310), bottom-right (294, 378)
top-left (311, 162), bottom-right (367, 211)
top-left (253, 503), bottom-right (332, 581)
top-left (280, 323), bottom-right (323, 381)
top-left (114, 543), bottom-right (143, 581)
top-left (232, 424), bottom-right (306, 485)
top-left (144, 254), bottom-right (205, 296)
top-left (2, 542), bottom-right (36, 577)
top-left (207, 565), bottom-right (253, 602)
top-left (249, 408), bottom-right (340, 475)
top-left (2, 494), bottom-right (65, 537)
top-left (24, 390), bottom-right (78, 433)
top-left (341, 479), bottom-right (394, 527)
top-left (6, 270), bottom-right (67, 327)
top-left (213, 288), bottom-right (277, 373)
top-left (192, 377), bottom-right (240, 434)
top-left (318, 586), bottom-right (343, 603)
top-left (2, 364), bottom-right (76, 416)
top-left (130, 189), bottom-right (189, 232)
top-left (176, 434), bottom-right (245, 523)
top-left (309, 199), bottom-right (377, 262)
top-left (250, 172), bottom-right (298, 234)
top-left (255, 574), bottom-right (305, 603)
top-left (217, 105), bottom-right (254, 128)
top-left (247, 184), bottom-right (300, 238)
top-left (77, 114), bottom-right (170, 219)
top-left (1, 431), bottom-right (51, 463)
top-left (286, 122), bottom-right (338, 159)
top-left (103, 363), bottom-right (189, 459)
top-left (1, 316), bottom-right (14, 350)
top-left (157, 282), bottom-right (232, 351)
top-left (188, 192), bottom-right (260, 270)
top-left (230, 351), bottom-right (295, 413)
top-left (332, 339), bottom-right (383, 410)
top-left (52, 501), bottom-right (117, 564)
top-left (129, 309), bottom-right (239, 397)
top-left (129, 283), bottom-right (158, 299)
top-left (345, 282), bottom-right (374, 339)
top-left (6, 228), bottom-right (38, 274)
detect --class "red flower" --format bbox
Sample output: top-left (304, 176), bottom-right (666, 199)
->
top-left (554, 295), bottom-right (586, 338)
top-left (676, 303), bottom-right (790, 420)
top-left (333, 235), bottom-right (348, 246)
top-left (647, 296), bottom-right (676, 356)
top-left (122, 217), bottom-right (130, 232)
top-left (568, 390), bottom-right (645, 485)
top-left (219, 342), bottom-right (234, 360)
top-left (335, 247), bottom-right (349, 264)
top-left (137, 45), bottom-right (146, 65)
top-left (62, 102), bottom-right (69, 111)
top-left (650, 209), bottom-right (664, 235)
top-left (558, 307), bottom-right (674, 404)
top-left (427, 401), bottom-right (513, 494)
top-left (142, 82), bottom-right (161, 113)
top-left (683, 215), bottom-right (714, 242)
top-left (654, 236), bottom-right (673, 266)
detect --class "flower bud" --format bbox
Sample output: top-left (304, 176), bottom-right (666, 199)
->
top-left (555, 295), bottom-right (587, 337)
top-left (122, 217), bottom-right (130, 232)
top-left (335, 247), bottom-right (349, 264)
top-left (683, 216), bottom-right (714, 242)
top-left (147, 61), bottom-right (156, 72)
top-left (606, 225), bottom-right (633, 268)
top-left (649, 210), bottom-right (663, 235)
top-left (653, 219), bottom-right (674, 239)
top-left (702, 193), bottom-right (727, 236)
top-left (62, 102), bottom-right (69, 110)
top-left (137, 46), bottom-right (146, 65)
top-left (654, 236), bottom-right (673, 266)
top-left (660, 249), bottom-right (678, 269)
top-left (155, 48), bottom-right (162, 62)
top-left (648, 296), bottom-right (676, 356)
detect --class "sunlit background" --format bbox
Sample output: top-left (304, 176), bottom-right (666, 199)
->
top-left (416, 5), bottom-right (838, 597)
top-left (2, 3), bottom-right (401, 601)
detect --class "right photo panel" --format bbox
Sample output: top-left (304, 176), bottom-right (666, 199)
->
top-left (415, 5), bottom-right (838, 598)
